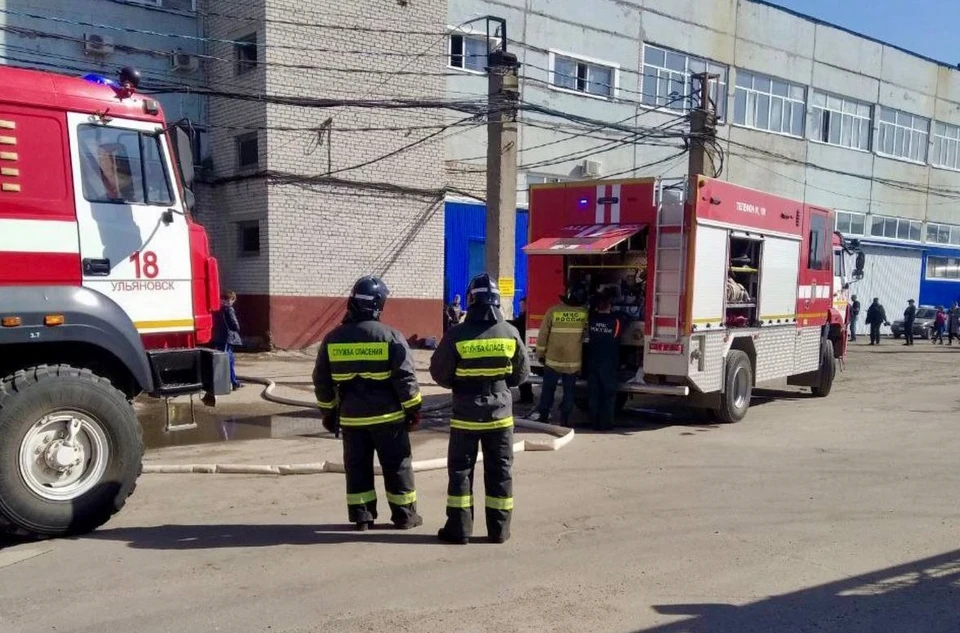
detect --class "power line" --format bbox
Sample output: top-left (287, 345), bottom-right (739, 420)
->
top-left (0, 7), bottom-right (461, 57)
top-left (0, 25), bottom-right (467, 77)
top-left (725, 139), bottom-right (960, 201)
top-left (731, 151), bottom-right (960, 206)
top-left (101, 0), bottom-right (452, 36)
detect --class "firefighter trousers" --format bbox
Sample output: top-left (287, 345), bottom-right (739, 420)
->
top-left (443, 427), bottom-right (514, 540)
top-left (341, 422), bottom-right (418, 526)
top-left (587, 368), bottom-right (618, 431)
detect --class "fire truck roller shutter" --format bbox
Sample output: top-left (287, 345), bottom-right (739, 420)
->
top-left (522, 224), bottom-right (647, 255)
top-left (0, 286), bottom-right (154, 395)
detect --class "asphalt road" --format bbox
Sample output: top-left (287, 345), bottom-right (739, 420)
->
top-left (2, 342), bottom-right (960, 633)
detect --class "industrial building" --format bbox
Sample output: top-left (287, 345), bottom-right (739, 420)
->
top-left (444, 0), bottom-right (960, 335)
top-left (4, 0), bottom-right (960, 345)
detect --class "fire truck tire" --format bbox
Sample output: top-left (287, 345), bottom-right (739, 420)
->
top-left (714, 351), bottom-right (753, 423)
top-left (0, 365), bottom-right (143, 538)
top-left (811, 340), bottom-right (836, 398)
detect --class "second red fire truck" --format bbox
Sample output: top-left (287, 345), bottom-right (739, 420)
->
top-left (523, 176), bottom-right (864, 422)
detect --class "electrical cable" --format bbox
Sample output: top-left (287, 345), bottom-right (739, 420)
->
top-left (101, 0), bottom-right (455, 37)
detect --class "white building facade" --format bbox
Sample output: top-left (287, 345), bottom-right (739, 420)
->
top-left (444, 0), bottom-right (960, 333)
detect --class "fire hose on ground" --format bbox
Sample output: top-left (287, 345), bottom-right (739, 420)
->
top-left (143, 375), bottom-right (575, 476)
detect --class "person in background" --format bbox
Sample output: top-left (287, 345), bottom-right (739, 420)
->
top-left (948, 302), bottom-right (960, 345)
top-left (849, 295), bottom-right (861, 342)
top-left (933, 305), bottom-right (947, 345)
top-left (213, 290), bottom-right (243, 391)
top-left (508, 297), bottom-right (535, 405)
top-left (864, 298), bottom-right (888, 346)
top-left (903, 299), bottom-right (917, 346)
top-left (586, 289), bottom-right (626, 431)
top-left (444, 294), bottom-right (463, 332)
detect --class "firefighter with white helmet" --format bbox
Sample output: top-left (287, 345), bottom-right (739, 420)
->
top-left (313, 275), bottom-right (424, 531)
top-left (430, 273), bottom-right (530, 544)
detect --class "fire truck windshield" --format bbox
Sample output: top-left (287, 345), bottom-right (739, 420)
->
top-left (78, 125), bottom-right (174, 206)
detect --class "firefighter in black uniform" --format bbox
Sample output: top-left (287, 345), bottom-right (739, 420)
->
top-left (586, 288), bottom-right (628, 431)
top-left (430, 273), bottom-right (530, 544)
top-left (313, 276), bottom-right (424, 531)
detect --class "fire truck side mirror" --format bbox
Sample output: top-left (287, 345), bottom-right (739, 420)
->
top-left (182, 187), bottom-right (196, 212)
top-left (854, 252), bottom-right (865, 280)
top-left (174, 126), bottom-right (196, 189)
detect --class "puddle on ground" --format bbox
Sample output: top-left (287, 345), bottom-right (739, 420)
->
top-left (138, 401), bottom-right (325, 450)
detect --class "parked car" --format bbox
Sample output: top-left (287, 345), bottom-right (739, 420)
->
top-left (891, 307), bottom-right (937, 339)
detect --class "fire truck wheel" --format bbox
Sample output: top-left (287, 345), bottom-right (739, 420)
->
top-left (811, 340), bottom-right (836, 398)
top-left (0, 365), bottom-right (143, 538)
top-left (714, 350), bottom-right (753, 423)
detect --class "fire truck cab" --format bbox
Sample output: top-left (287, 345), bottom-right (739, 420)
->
top-left (0, 66), bottom-right (229, 538)
top-left (523, 176), bottom-right (864, 423)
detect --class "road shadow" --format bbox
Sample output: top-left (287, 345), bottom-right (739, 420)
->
top-left (87, 523), bottom-right (447, 550)
top-left (631, 548), bottom-right (960, 633)
top-left (0, 534), bottom-right (31, 550)
top-left (751, 387), bottom-right (814, 406)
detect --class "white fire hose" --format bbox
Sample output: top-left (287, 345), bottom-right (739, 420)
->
top-left (143, 375), bottom-right (575, 476)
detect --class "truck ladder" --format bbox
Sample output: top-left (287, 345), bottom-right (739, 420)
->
top-left (651, 180), bottom-right (686, 342)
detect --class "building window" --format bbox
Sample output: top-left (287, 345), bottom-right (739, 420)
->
top-left (808, 212), bottom-right (828, 270)
top-left (869, 214), bottom-right (922, 242)
top-left (835, 210), bottom-right (866, 236)
top-left (811, 92), bottom-right (872, 151)
top-left (642, 45), bottom-right (727, 119)
top-left (549, 52), bottom-right (617, 99)
top-left (77, 125), bottom-right (173, 206)
top-left (236, 132), bottom-right (258, 169)
top-left (237, 220), bottom-right (261, 255)
top-left (448, 33), bottom-right (488, 73)
top-left (235, 33), bottom-right (258, 75)
top-left (932, 121), bottom-right (960, 171)
top-left (927, 256), bottom-right (960, 280)
top-left (733, 70), bottom-right (805, 137)
top-left (876, 107), bottom-right (929, 163)
top-left (926, 222), bottom-right (960, 246)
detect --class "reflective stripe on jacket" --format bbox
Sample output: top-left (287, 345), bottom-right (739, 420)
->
top-left (313, 319), bottom-right (422, 427)
top-left (430, 316), bottom-right (530, 430)
top-left (535, 303), bottom-right (588, 374)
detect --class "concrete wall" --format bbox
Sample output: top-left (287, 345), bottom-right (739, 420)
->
top-left (205, 0), bottom-right (447, 348)
top-left (447, 0), bottom-right (960, 227)
top-left (203, 0), bottom-right (269, 304)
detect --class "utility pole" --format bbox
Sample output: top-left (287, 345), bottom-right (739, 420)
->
top-left (485, 18), bottom-right (520, 320)
top-left (688, 72), bottom-right (719, 179)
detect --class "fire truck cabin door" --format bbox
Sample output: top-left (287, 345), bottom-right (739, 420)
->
top-left (67, 112), bottom-right (194, 336)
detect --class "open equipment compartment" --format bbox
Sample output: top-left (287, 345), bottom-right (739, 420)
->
top-left (564, 226), bottom-right (649, 377)
top-left (725, 232), bottom-right (764, 328)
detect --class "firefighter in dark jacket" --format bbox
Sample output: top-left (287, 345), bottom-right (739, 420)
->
top-left (430, 273), bottom-right (530, 545)
top-left (586, 289), bottom-right (627, 431)
top-left (313, 276), bottom-right (423, 532)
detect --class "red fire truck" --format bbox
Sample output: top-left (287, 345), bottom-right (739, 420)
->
top-left (0, 66), bottom-right (228, 537)
top-left (523, 176), bottom-right (864, 422)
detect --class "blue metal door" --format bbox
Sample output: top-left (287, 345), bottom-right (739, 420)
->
top-left (467, 238), bottom-right (486, 281)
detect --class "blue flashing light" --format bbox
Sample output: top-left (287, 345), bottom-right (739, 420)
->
top-left (82, 74), bottom-right (121, 91)
top-left (578, 198), bottom-right (589, 209)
